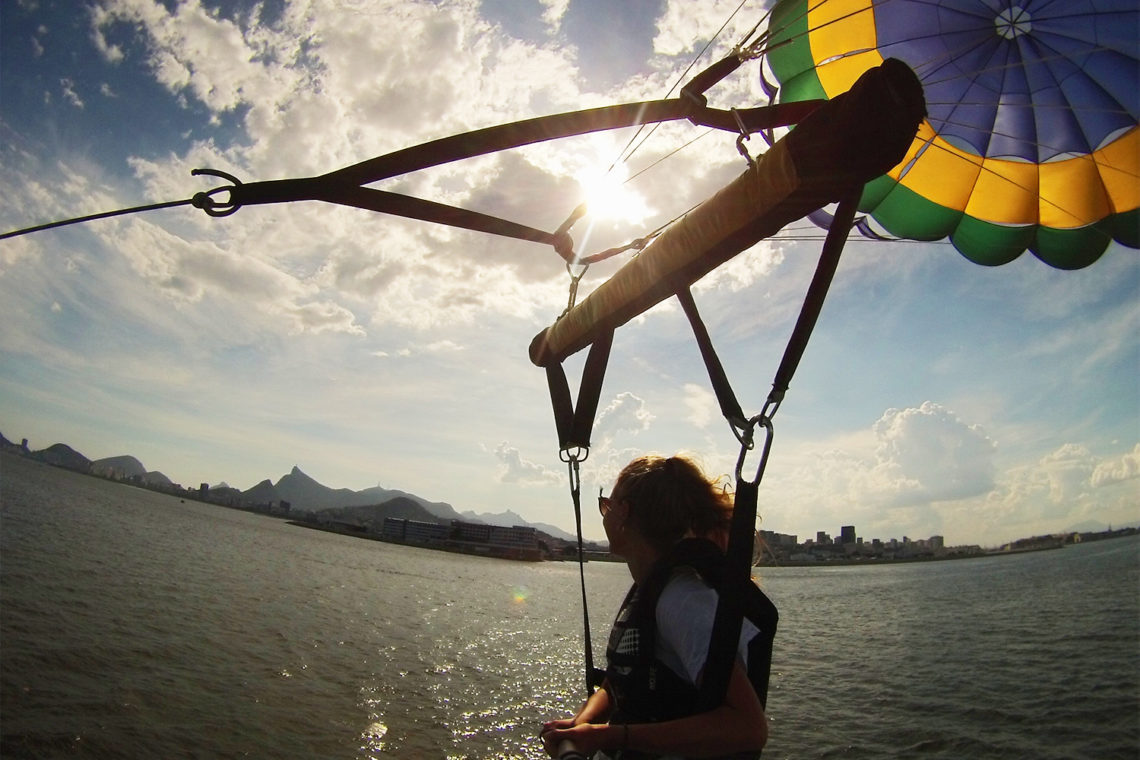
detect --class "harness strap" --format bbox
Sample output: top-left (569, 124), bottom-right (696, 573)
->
top-left (565, 455), bottom-right (607, 693)
top-left (768, 191), bottom-right (860, 410)
top-left (545, 329), bottom-right (615, 695)
top-left (544, 330), bottom-right (614, 451)
top-left (676, 287), bottom-right (748, 432)
top-left (698, 478), bottom-right (757, 711)
top-left (675, 192), bottom-right (861, 714)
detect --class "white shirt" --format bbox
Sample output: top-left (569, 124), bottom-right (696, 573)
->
top-left (654, 567), bottom-right (760, 684)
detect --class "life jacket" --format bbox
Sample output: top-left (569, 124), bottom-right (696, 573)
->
top-left (603, 538), bottom-right (778, 759)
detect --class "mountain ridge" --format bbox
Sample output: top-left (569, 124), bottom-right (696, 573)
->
top-left (2, 432), bottom-right (576, 541)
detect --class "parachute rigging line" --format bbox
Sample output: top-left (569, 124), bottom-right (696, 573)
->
top-left (603, 0), bottom-right (757, 176)
top-left (0, 198), bottom-right (193, 242)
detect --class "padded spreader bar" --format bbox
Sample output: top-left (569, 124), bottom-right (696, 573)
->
top-left (529, 58), bottom-right (925, 368)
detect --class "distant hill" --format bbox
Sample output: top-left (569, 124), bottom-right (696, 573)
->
top-left (90, 455), bottom-right (172, 488)
top-left (208, 485), bottom-right (242, 501)
top-left (91, 455), bottom-right (146, 479)
top-left (31, 443), bottom-right (90, 472)
top-left (320, 496), bottom-right (441, 528)
top-left (462, 509), bottom-right (577, 542)
top-left (0, 432), bottom-right (572, 540)
top-left (143, 470), bottom-right (173, 487)
top-left (274, 466), bottom-right (463, 521)
top-left (243, 479), bottom-right (282, 505)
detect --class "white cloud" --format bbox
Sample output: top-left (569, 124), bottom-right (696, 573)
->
top-left (538, 0), bottom-right (570, 32)
top-left (654, 0), bottom-right (762, 58)
top-left (762, 402), bottom-right (998, 541)
top-left (80, 0), bottom-right (605, 335)
top-left (596, 391), bottom-right (655, 440)
top-left (60, 78), bottom-right (84, 108)
top-left (492, 441), bottom-right (561, 486)
top-left (866, 401), bottom-right (997, 506)
top-left (683, 382), bottom-right (717, 428)
top-left (694, 240), bottom-right (785, 294)
top-left (1092, 443), bottom-right (1140, 487)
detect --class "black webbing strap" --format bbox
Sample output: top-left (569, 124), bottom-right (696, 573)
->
top-left (543, 330), bottom-right (614, 451)
top-left (544, 330), bottom-right (615, 695)
top-left (677, 287), bottom-right (748, 432)
top-left (697, 478), bottom-right (757, 711)
top-left (565, 455), bottom-right (607, 693)
top-left (680, 191), bottom-right (862, 713)
top-left (768, 191), bottom-right (860, 409)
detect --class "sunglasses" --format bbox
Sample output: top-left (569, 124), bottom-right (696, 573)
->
top-left (598, 488), bottom-right (612, 516)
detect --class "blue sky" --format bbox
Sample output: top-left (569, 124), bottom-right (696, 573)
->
top-left (1, 0), bottom-right (1136, 547)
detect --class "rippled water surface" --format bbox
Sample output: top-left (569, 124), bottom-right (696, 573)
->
top-left (2, 453), bottom-right (1137, 758)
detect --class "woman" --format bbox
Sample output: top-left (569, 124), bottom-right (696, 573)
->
top-left (541, 455), bottom-right (771, 759)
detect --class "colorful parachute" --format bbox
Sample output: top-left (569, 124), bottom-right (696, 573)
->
top-left (766, 0), bottom-right (1139, 269)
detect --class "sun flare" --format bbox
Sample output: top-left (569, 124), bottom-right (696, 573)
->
top-left (574, 164), bottom-right (652, 226)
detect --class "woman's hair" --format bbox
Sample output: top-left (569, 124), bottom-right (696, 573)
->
top-left (612, 454), bottom-right (733, 552)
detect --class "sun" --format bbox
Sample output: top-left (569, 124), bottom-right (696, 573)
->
top-left (574, 164), bottom-right (652, 226)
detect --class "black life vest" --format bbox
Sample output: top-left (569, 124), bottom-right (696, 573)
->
top-left (603, 538), bottom-right (778, 758)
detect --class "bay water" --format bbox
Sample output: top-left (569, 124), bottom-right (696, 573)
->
top-left (2, 453), bottom-right (1136, 758)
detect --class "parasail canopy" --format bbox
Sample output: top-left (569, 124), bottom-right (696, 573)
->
top-left (766, 0), bottom-right (1140, 268)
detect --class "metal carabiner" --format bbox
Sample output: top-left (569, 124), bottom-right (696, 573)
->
top-left (735, 414), bottom-right (774, 487)
top-left (731, 108), bottom-right (756, 169)
top-left (560, 262), bottom-right (589, 319)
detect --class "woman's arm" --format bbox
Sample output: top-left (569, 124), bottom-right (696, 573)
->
top-left (540, 680), bottom-right (614, 756)
top-left (539, 661), bottom-right (767, 758)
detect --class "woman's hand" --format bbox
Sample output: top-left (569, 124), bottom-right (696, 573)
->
top-left (540, 721), bottom-right (618, 757)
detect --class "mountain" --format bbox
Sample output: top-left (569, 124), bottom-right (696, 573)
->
top-left (90, 455), bottom-right (173, 488)
top-left (320, 496), bottom-right (441, 528)
top-left (2, 432), bottom-right (567, 539)
top-left (274, 466), bottom-right (463, 520)
top-left (143, 470), bottom-right (173, 487)
top-left (243, 479), bottom-right (282, 505)
top-left (91, 455), bottom-right (147, 479)
top-left (461, 509), bottom-right (578, 542)
top-left (31, 443), bottom-right (90, 472)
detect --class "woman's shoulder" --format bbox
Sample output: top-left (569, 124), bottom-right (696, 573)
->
top-left (656, 567), bottom-right (719, 628)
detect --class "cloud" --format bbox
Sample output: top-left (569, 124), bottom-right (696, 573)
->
top-left (538, 0), bottom-right (570, 32)
top-left (683, 382), bottom-right (717, 428)
top-left (80, 0), bottom-right (608, 335)
top-left (654, 0), bottom-right (757, 58)
top-left (60, 78), bottom-right (84, 108)
top-left (972, 442), bottom-right (1140, 539)
top-left (492, 441), bottom-right (561, 486)
top-left (763, 402), bottom-right (999, 541)
top-left (867, 401), bottom-right (997, 506)
top-left (694, 241), bottom-right (784, 293)
top-left (112, 216), bottom-right (365, 336)
top-left (1092, 443), bottom-right (1140, 487)
top-left (596, 392), bottom-right (655, 440)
